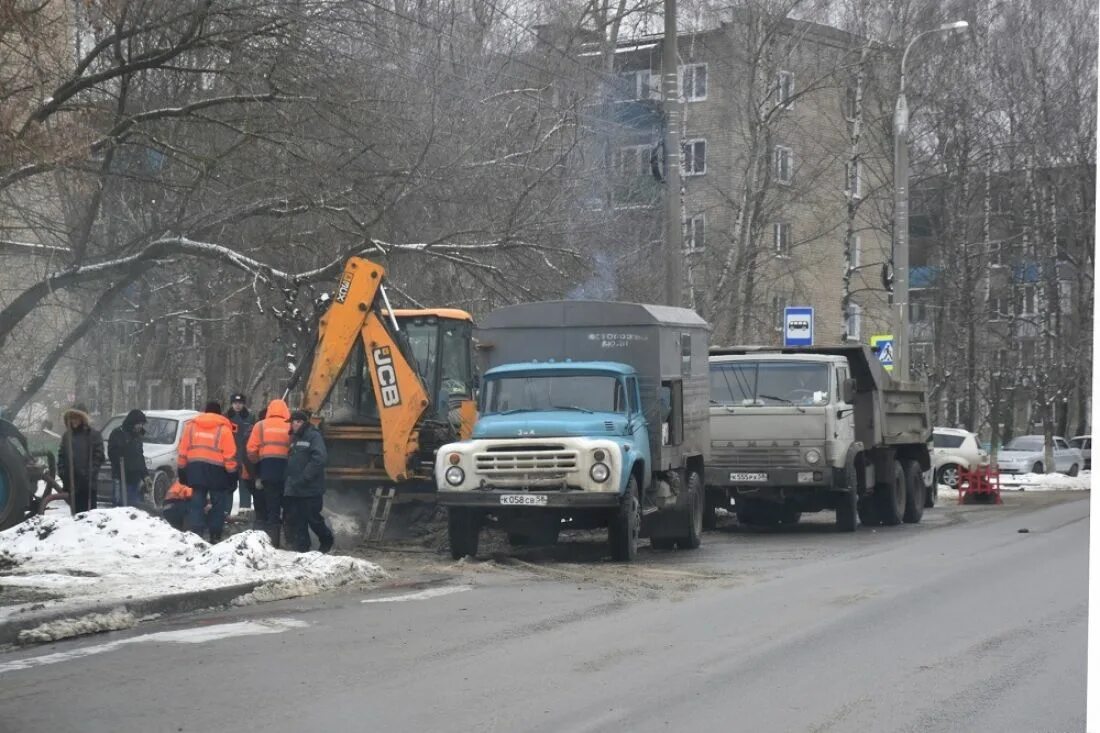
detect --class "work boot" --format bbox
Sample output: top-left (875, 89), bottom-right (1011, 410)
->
top-left (318, 536), bottom-right (334, 554)
top-left (209, 530), bottom-right (223, 543)
top-left (266, 525), bottom-right (281, 549)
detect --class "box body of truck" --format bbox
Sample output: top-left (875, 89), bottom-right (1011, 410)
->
top-left (436, 301), bottom-right (710, 560)
top-left (707, 345), bottom-right (930, 531)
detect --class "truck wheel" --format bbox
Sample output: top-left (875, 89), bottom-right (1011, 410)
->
top-left (675, 470), bottom-right (704, 549)
top-left (0, 440), bottom-right (32, 532)
top-left (902, 460), bottom-right (925, 524)
top-left (702, 490), bottom-right (720, 531)
top-left (835, 489), bottom-right (857, 532)
top-left (609, 475), bottom-right (640, 561)
top-left (448, 508), bottom-right (481, 559)
top-left (779, 506), bottom-right (801, 525)
top-left (875, 460), bottom-right (906, 526)
top-left (857, 496), bottom-right (878, 527)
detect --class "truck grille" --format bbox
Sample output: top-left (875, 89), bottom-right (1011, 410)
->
top-left (475, 444), bottom-right (579, 475)
top-left (711, 445), bottom-right (802, 466)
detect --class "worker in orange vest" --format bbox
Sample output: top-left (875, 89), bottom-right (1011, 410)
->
top-left (246, 398), bottom-right (292, 547)
top-left (162, 479), bottom-right (193, 531)
top-left (178, 401), bottom-right (239, 542)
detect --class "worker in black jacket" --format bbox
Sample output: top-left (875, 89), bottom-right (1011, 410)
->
top-left (57, 405), bottom-right (105, 513)
top-left (108, 409), bottom-right (149, 506)
top-left (284, 410), bottom-right (334, 553)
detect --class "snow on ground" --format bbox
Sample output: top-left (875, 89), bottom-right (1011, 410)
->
top-left (936, 470), bottom-right (1092, 502)
top-left (0, 508), bottom-right (386, 625)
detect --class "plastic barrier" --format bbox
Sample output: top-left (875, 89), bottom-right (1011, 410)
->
top-left (956, 464), bottom-right (1002, 505)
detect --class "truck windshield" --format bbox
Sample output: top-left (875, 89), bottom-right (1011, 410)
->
top-left (710, 362), bottom-right (829, 406)
top-left (483, 374), bottom-right (627, 414)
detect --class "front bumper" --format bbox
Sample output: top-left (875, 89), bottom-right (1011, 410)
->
top-left (705, 465), bottom-right (841, 491)
top-left (436, 489), bottom-right (621, 510)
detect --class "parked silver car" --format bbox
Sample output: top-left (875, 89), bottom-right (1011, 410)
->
top-left (996, 435), bottom-right (1084, 476)
top-left (1069, 435), bottom-right (1091, 470)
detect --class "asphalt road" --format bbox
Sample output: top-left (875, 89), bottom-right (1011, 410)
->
top-left (0, 491), bottom-right (1088, 733)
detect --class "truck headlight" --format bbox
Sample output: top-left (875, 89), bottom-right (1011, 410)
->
top-left (804, 449), bottom-right (822, 465)
top-left (444, 466), bottom-right (465, 486)
top-left (590, 463), bottom-right (610, 483)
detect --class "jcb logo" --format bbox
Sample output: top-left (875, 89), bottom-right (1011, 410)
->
top-left (335, 273), bottom-right (354, 303)
top-left (373, 346), bottom-right (402, 407)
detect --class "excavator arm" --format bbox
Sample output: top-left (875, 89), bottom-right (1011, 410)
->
top-left (301, 257), bottom-right (430, 482)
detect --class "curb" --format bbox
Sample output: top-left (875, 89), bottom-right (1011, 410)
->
top-left (0, 581), bottom-right (263, 647)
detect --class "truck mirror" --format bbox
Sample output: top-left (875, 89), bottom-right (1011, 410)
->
top-left (842, 378), bottom-right (856, 403)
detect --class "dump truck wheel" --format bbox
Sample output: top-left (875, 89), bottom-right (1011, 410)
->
top-left (836, 489), bottom-right (858, 532)
top-left (875, 460), bottom-right (906, 526)
top-left (902, 460), bottom-right (925, 524)
top-left (675, 470), bottom-right (704, 549)
top-left (0, 440), bottom-right (32, 531)
top-left (609, 476), bottom-right (640, 561)
top-left (448, 508), bottom-right (480, 559)
top-left (779, 505), bottom-right (802, 525)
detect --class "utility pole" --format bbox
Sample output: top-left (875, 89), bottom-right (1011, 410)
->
top-left (663, 0), bottom-right (683, 307)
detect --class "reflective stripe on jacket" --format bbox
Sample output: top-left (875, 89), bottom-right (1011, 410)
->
top-left (177, 413), bottom-right (239, 491)
top-left (246, 399), bottom-right (292, 483)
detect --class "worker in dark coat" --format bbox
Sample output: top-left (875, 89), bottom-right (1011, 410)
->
top-left (57, 405), bottom-right (105, 513)
top-left (108, 409), bottom-right (149, 507)
top-left (226, 393), bottom-right (256, 515)
top-left (284, 410), bottom-right (334, 553)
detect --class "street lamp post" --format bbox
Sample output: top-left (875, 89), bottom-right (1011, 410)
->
top-left (893, 20), bottom-right (968, 382)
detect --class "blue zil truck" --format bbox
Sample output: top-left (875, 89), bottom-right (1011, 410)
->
top-left (434, 301), bottom-right (710, 561)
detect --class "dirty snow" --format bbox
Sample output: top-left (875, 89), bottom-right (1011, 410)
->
top-left (17, 609), bottom-right (137, 645)
top-left (0, 508), bottom-right (386, 624)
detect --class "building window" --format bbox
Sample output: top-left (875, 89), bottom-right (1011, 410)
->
top-left (679, 63), bottom-right (707, 101)
top-left (182, 378), bottom-right (198, 410)
top-left (684, 214), bottom-right (705, 252)
top-left (774, 222), bottom-right (791, 257)
top-left (146, 380), bottom-right (163, 410)
top-left (851, 234), bottom-right (862, 269)
top-left (682, 139), bottom-right (706, 175)
top-left (776, 70), bottom-right (794, 107)
top-left (774, 145), bottom-right (793, 184)
top-left (845, 303), bottom-right (862, 341)
top-left (845, 160), bottom-right (862, 198)
top-left (619, 69), bottom-right (660, 100)
top-left (615, 145), bottom-right (649, 176)
top-left (771, 294), bottom-right (788, 332)
top-left (990, 295), bottom-right (1010, 320)
top-left (1017, 284), bottom-right (1036, 316)
top-left (989, 241), bottom-right (1006, 267)
top-left (844, 84), bottom-right (858, 121)
top-left (123, 379), bottom-right (138, 408)
top-left (909, 301), bottom-right (927, 323)
top-left (182, 318), bottom-right (199, 347)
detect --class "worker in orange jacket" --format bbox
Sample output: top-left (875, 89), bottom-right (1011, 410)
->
top-left (246, 398), bottom-right (292, 547)
top-left (178, 401), bottom-right (239, 542)
top-left (162, 479), bottom-right (193, 531)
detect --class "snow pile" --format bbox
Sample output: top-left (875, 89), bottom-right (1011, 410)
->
top-left (0, 508), bottom-right (385, 622)
top-left (999, 470), bottom-right (1092, 491)
top-left (17, 609), bottom-right (137, 645)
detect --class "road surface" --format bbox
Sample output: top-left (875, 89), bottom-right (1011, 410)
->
top-left (0, 491), bottom-right (1088, 733)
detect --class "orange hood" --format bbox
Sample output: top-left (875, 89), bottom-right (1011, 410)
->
top-left (265, 399), bottom-right (290, 421)
top-left (192, 412), bottom-right (235, 431)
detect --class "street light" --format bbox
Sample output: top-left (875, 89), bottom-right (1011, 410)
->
top-left (893, 20), bottom-right (968, 382)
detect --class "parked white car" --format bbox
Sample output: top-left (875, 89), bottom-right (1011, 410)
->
top-left (1069, 435), bottom-right (1091, 470)
top-left (996, 435), bottom-right (1084, 476)
top-left (96, 410), bottom-right (200, 507)
top-left (931, 428), bottom-right (988, 488)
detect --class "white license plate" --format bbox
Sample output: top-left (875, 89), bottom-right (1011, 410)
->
top-left (500, 494), bottom-right (549, 506)
top-left (729, 472), bottom-right (768, 482)
top-left (797, 472), bottom-right (815, 483)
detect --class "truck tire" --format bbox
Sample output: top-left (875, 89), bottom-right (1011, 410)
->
top-left (448, 508), bottom-right (481, 559)
top-left (857, 496), bottom-right (878, 527)
top-left (835, 489), bottom-right (858, 532)
top-left (902, 459), bottom-right (925, 524)
top-left (779, 505), bottom-right (802, 525)
top-left (609, 475), bottom-right (640, 561)
top-left (675, 470), bottom-right (704, 549)
top-left (0, 440), bottom-right (32, 531)
top-left (875, 460), bottom-right (906, 526)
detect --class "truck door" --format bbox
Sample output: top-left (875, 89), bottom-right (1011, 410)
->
top-left (835, 366), bottom-right (855, 451)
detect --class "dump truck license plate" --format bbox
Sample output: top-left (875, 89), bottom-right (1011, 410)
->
top-left (729, 472), bottom-right (767, 482)
top-left (500, 494), bottom-right (548, 506)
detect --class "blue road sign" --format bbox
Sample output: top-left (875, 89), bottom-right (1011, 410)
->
top-left (784, 307), bottom-right (814, 347)
top-left (870, 334), bottom-right (895, 372)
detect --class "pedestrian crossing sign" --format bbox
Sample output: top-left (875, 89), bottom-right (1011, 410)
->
top-left (870, 334), bottom-right (894, 372)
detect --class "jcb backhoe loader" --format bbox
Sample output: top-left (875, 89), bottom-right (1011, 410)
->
top-left (295, 257), bottom-right (477, 538)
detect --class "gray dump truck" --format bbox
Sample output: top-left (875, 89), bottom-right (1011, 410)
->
top-left (435, 301), bottom-right (710, 561)
top-left (705, 345), bottom-right (931, 531)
